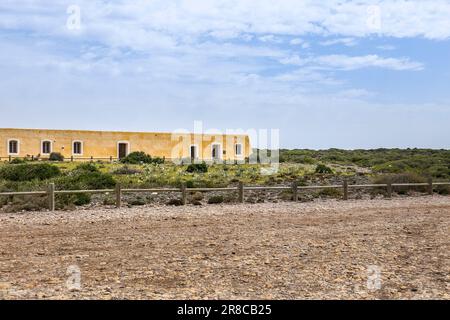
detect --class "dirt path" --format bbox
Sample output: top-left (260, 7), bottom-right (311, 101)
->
top-left (0, 196), bottom-right (449, 299)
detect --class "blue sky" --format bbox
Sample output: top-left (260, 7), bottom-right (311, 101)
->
top-left (1, 0), bottom-right (449, 149)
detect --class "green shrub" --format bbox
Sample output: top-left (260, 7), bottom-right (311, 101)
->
top-left (191, 192), bottom-right (204, 201)
top-left (75, 163), bottom-right (99, 173)
top-left (121, 152), bottom-right (152, 164)
top-left (436, 185), bottom-right (450, 195)
top-left (0, 163), bottom-right (61, 181)
top-left (166, 198), bottom-right (183, 206)
top-left (49, 152), bottom-right (65, 162)
top-left (185, 180), bottom-right (195, 188)
top-left (372, 173), bottom-right (427, 194)
top-left (10, 158), bottom-right (26, 164)
top-left (2, 195), bottom-right (48, 212)
top-left (128, 198), bottom-right (146, 206)
top-left (72, 193), bottom-right (91, 206)
top-left (186, 162), bottom-right (208, 173)
top-left (208, 195), bottom-right (224, 204)
top-left (112, 165), bottom-right (142, 175)
top-left (315, 164), bottom-right (333, 174)
top-left (67, 171), bottom-right (116, 190)
top-left (316, 188), bottom-right (342, 198)
top-left (152, 157), bottom-right (165, 164)
top-left (54, 165), bottom-right (116, 206)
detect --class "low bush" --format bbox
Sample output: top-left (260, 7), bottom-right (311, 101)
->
top-left (151, 157), bottom-right (165, 164)
top-left (49, 152), bottom-right (65, 162)
top-left (75, 163), bottom-right (99, 173)
top-left (121, 152), bottom-right (152, 164)
top-left (186, 162), bottom-right (208, 173)
top-left (279, 190), bottom-right (293, 201)
top-left (208, 195), bottom-right (224, 204)
top-left (315, 164), bottom-right (333, 174)
top-left (54, 163), bottom-right (116, 207)
top-left (436, 185), bottom-right (450, 195)
top-left (0, 163), bottom-right (61, 181)
top-left (316, 188), bottom-right (342, 198)
top-left (112, 165), bottom-right (142, 175)
top-left (128, 198), bottom-right (146, 206)
top-left (10, 158), bottom-right (26, 164)
top-left (166, 198), bottom-right (183, 206)
top-left (372, 173), bottom-right (427, 194)
top-left (191, 192), bottom-right (204, 201)
top-left (1, 195), bottom-right (48, 212)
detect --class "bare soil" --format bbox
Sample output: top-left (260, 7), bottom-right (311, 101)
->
top-left (0, 196), bottom-right (449, 300)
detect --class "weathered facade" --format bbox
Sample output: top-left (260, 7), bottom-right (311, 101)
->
top-left (0, 128), bottom-right (251, 161)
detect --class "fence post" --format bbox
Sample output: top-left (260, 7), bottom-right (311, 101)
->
top-left (70, 156), bottom-right (74, 162)
top-left (115, 184), bottom-right (122, 208)
top-left (110, 156), bottom-right (113, 163)
top-left (343, 179), bottom-right (348, 200)
top-left (9, 155), bottom-right (11, 163)
top-left (181, 182), bottom-right (187, 205)
top-left (90, 156), bottom-right (94, 163)
top-left (292, 181), bottom-right (298, 202)
top-left (238, 181), bottom-right (244, 203)
top-left (428, 177), bottom-right (433, 195)
top-left (47, 183), bottom-right (55, 211)
top-left (387, 181), bottom-right (392, 199)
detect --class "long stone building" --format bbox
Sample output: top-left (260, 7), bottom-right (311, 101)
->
top-left (0, 128), bottom-right (251, 162)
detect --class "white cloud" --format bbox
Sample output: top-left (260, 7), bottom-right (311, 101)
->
top-left (320, 38), bottom-right (357, 47)
top-left (377, 45), bottom-right (396, 51)
top-left (258, 34), bottom-right (282, 43)
top-left (279, 54), bottom-right (424, 71)
top-left (0, 0), bottom-right (448, 149)
top-left (314, 54), bottom-right (424, 71)
top-left (2, 0), bottom-right (450, 46)
top-left (290, 38), bottom-right (303, 45)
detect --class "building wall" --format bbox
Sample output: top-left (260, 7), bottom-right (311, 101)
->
top-left (0, 128), bottom-right (251, 161)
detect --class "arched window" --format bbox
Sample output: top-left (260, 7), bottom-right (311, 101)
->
top-left (8, 139), bottom-right (19, 155)
top-left (42, 140), bottom-right (52, 154)
top-left (73, 141), bottom-right (83, 155)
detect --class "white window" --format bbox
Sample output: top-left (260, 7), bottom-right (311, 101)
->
top-left (211, 143), bottom-right (222, 160)
top-left (42, 140), bottom-right (52, 154)
top-left (235, 143), bottom-right (243, 156)
top-left (73, 141), bottom-right (83, 155)
top-left (190, 145), bottom-right (198, 159)
top-left (8, 139), bottom-right (20, 155)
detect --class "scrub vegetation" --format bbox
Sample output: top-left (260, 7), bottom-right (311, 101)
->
top-left (0, 149), bottom-right (448, 211)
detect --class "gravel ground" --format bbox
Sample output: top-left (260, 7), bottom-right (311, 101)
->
top-left (0, 196), bottom-right (449, 300)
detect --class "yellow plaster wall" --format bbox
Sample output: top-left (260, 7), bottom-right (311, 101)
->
top-left (0, 128), bottom-right (251, 161)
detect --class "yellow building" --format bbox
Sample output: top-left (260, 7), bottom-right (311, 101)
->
top-left (0, 128), bottom-right (251, 162)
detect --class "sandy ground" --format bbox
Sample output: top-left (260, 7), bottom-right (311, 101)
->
top-left (0, 196), bottom-right (449, 300)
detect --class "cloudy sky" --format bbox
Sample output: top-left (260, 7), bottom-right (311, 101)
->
top-left (1, 0), bottom-right (449, 149)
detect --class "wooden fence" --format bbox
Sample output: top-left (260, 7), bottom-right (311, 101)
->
top-left (0, 179), bottom-right (448, 212)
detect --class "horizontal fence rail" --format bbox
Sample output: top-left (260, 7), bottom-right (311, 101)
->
top-left (0, 180), bottom-right (448, 211)
top-left (122, 188), bottom-right (180, 193)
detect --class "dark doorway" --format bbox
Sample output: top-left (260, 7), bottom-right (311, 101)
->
top-left (190, 145), bottom-right (197, 161)
top-left (118, 143), bottom-right (128, 159)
